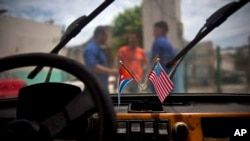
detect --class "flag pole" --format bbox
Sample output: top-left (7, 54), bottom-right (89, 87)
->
top-left (119, 60), bottom-right (144, 89)
top-left (142, 56), bottom-right (160, 91)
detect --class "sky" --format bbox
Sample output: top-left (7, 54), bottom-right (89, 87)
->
top-left (181, 0), bottom-right (250, 48)
top-left (0, 0), bottom-right (249, 48)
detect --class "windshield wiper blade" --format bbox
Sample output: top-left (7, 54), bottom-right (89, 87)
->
top-left (27, 0), bottom-right (114, 79)
top-left (167, 0), bottom-right (249, 78)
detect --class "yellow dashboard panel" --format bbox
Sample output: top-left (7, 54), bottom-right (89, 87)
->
top-left (116, 112), bottom-right (250, 141)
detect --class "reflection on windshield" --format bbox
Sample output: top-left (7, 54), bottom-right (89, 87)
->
top-left (0, 0), bottom-right (249, 98)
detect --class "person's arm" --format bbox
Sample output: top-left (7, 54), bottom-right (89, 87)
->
top-left (93, 64), bottom-right (117, 76)
top-left (151, 40), bottom-right (161, 64)
top-left (163, 40), bottom-right (176, 64)
top-left (84, 45), bottom-right (118, 76)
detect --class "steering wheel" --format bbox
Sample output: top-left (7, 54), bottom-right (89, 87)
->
top-left (0, 53), bottom-right (116, 141)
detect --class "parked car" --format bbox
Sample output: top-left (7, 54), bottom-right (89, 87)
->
top-left (0, 72), bottom-right (27, 98)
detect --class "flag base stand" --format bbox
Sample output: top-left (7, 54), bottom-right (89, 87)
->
top-left (127, 100), bottom-right (164, 113)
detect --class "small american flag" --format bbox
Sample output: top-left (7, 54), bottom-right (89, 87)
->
top-left (149, 61), bottom-right (174, 103)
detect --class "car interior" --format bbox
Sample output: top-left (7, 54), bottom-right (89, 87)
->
top-left (0, 0), bottom-right (250, 141)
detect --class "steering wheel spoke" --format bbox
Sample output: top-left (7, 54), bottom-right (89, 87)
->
top-left (0, 53), bottom-right (116, 141)
top-left (42, 90), bottom-right (96, 137)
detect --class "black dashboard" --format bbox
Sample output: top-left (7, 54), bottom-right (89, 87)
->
top-left (111, 94), bottom-right (250, 141)
top-left (1, 93), bottom-right (250, 141)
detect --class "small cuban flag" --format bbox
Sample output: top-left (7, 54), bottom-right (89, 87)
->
top-left (118, 61), bottom-right (134, 105)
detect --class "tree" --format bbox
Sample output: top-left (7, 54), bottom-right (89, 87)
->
top-left (111, 5), bottom-right (142, 55)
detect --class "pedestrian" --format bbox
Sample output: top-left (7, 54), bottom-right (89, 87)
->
top-left (83, 25), bottom-right (118, 89)
top-left (149, 21), bottom-right (176, 92)
top-left (116, 31), bottom-right (147, 92)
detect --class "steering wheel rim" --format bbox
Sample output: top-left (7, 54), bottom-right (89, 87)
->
top-left (0, 53), bottom-right (116, 141)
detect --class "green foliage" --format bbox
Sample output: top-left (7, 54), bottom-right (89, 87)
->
top-left (110, 5), bottom-right (142, 55)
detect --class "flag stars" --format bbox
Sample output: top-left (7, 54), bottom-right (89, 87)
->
top-left (154, 65), bottom-right (162, 76)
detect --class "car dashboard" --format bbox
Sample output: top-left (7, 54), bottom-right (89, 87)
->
top-left (111, 94), bottom-right (250, 141)
top-left (0, 93), bottom-right (250, 141)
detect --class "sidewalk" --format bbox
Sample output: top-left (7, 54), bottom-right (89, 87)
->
top-left (187, 84), bottom-right (249, 94)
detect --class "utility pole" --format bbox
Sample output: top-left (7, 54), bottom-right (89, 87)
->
top-left (215, 46), bottom-right (222, 93)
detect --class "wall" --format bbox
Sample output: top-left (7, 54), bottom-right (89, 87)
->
top-left (0, 15), bottom-right (68, 84)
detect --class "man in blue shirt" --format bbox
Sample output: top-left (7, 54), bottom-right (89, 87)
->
top-left (83, 26), bottom-right (117, 89)
top-left (151, 21), bottom-right (176, 74)
top-left (149, 21), bottom-right (176, 93)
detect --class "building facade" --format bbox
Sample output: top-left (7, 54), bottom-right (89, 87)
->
top-left (142, 0), bottom-right (183, 52)
top-left (186, 41), bottom-right (215, 87)
top-left (0, 15), bottom-right (67, 84)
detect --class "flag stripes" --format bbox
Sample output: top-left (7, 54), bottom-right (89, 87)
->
top-left (148, 62), bottom-right (174, 103)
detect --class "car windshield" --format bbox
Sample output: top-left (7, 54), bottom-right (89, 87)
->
top-left (0, 0), bottom-right (249, 99)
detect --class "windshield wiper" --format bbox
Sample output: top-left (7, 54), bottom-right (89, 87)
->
top-left (167, 0), bottom-right (249, 78)
top-left (27, 0), bottom-right (114, 80)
